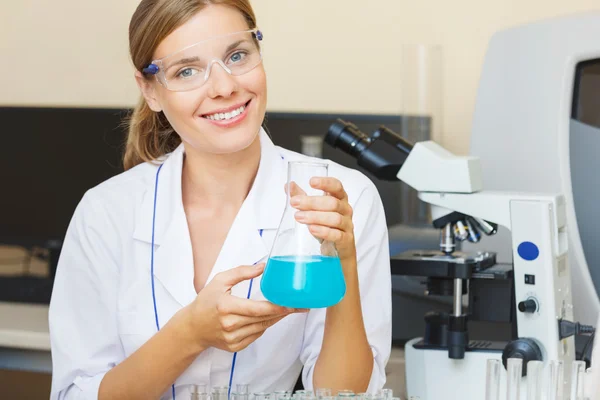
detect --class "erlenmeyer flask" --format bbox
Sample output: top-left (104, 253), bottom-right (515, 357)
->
top-left (261, 161), bottom-right (346, 308)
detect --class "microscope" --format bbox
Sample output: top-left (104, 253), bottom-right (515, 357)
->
top-left (324, 119), bottom-right (579, 400)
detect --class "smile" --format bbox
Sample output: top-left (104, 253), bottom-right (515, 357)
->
top-left (202, 100), bottom-right (250, 121)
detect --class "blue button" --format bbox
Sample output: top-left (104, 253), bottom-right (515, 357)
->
top-left (518, 241), bottom-right (539, 261)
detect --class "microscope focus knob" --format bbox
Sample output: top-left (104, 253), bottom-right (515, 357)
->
top-left (502, 338), bottom-right (543, 376)
top-left (518, 298), bottom-right (538, 313)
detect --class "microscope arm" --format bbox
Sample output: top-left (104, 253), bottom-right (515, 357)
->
top-left (419, 190), bottom-right (568, 257)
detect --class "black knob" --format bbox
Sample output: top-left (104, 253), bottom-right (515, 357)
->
top-left (502, 338), bottom-right (543, 376)
top-left (518, 299), bottom-right (538, 313)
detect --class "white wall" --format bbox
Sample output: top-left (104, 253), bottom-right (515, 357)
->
top-left (1, 0), bottom-right (599, 154)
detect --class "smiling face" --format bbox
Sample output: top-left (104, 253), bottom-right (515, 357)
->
top-left (137, 4), bottom-right (267, 155)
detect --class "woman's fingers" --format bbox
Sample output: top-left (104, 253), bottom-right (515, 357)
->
top-left (291, 194), bottom-right (352, 216)
top-left (219, 308), bottom-right (308, 332)
top-left (309, 177), bottom-right (347, 201)
top-left (308, 225), bottom-right (348, 243)
top-left (285, 181), bottom-right (306, 197)
top-left (217, 296), bottom-right (289, 318)
top-left (223, 315), bottom-right (289, 351)
top-left (294, 210), bottom-right (352, 231)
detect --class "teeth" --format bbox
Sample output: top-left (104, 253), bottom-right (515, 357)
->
top-left (205, 104), bottom-right (246, 121)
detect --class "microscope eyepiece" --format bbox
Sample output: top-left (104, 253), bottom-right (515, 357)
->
top-left (325, 119), bottom-right (371, 158)
top-left (325, 119), bottom-right (413, 181)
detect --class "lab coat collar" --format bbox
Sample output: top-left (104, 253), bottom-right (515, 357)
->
top-left (132, 128), bottom-right (287, 306)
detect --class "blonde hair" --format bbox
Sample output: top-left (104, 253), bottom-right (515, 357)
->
top-left (124, 0), bottom-right (258, 170)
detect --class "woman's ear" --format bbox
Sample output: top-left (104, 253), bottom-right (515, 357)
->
top-left (135, 71), bottom-right (162, 112)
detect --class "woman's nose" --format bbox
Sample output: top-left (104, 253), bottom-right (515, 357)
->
top-left (205, 60), bottom-right (237, 98)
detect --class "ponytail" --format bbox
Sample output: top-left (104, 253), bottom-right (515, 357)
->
top-left (123, 96), bottom-right (180, 170)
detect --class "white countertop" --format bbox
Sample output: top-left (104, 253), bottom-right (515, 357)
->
top-left (0, 302), bottom-right (50, 351)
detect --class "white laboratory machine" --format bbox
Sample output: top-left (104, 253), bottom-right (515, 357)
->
top-left (324, 11), bottom-right (600, 400)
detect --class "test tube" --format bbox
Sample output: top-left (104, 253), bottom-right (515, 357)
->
top-left (548, 360), bottom-right (564, 400)
top-left (237, 385), bottom-right (250, 395)
top-left (253, 392), bottom-right (271, 400)
top-left (584, 367), bottom-right (593, 399)
top-left (337, 390), bottom-right (355, 399)
top-left (570, 361), bottom-right (586, 400)
top-left (191, 384), bottom-right (208, 400)
top-left (526, 360), bottom-right (544, 400)
top-left (273, 391), bottom-right (291, 400)
top-left (485, 359), bottom-right (501, 400)
top-left (316, 389), bottom-right (332, 399)
top-left (381, 389), bottom-right (393, 400)
top-left (506, 358), bottom-right (523, 400)
top-left (213, 386), bottom-right (229, 400)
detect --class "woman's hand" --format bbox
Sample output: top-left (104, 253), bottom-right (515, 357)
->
top-left (181, 263), bottom-right (307, 353)
top-left (289, 177), bottom-right (357, 263)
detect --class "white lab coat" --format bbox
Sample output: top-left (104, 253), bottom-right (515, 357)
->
top-left (48, 128), bottom-right (392, 399)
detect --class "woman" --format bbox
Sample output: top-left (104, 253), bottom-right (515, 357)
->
top-left (48, 0), bottom-right (392, 399)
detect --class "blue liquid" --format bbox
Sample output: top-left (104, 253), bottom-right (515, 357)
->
top-left (260, 255), bottom-right (346, 308)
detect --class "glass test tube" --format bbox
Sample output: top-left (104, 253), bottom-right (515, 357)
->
top-left (570, 360), bottom-right (586, 400)
top-left (506, 358), bottom-right (523, 400)
top-left (273, 391), bottom-right (291, 400)
top-left (213, 386), bottom-right (230, 400)
top-left (381, 389), bottom-right (393, 400)
top-left (191, 384), bottom-right (208, 400)
top-left (584, 367), bottom-right (593, 399)
top-left (485, 359), bottom-right (501, 400)
top-left (237, 385), bottom-right (250, 395)
top-left (316, 389), bottom-right (332, 399)
top-left (548, 360), bottom-right (564, 400)
top-left (254, 392), bottom-right (271, 400)
top-left (526, 360), bottom-right (544, 400)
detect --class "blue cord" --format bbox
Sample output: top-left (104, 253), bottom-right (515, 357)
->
top-left (227, 229), bottom-right (263, 399)
top-left (151, 164), bottom-right (176, 400)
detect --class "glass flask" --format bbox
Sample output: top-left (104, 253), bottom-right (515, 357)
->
top-left (261, 161), bottom-right (346, 308)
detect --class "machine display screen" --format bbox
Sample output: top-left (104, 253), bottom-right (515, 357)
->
top-left (572, 58), bottom-right (600, 129)
top-left (570, 58), bottom-right (600, 296)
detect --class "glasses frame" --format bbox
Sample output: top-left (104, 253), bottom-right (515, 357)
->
top-left (142, 28), bottom-right (264, 92)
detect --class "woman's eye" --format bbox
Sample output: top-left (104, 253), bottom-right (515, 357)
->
top-left (176, 67), bottom-right (198, 78)
top-left (229, 51), bottom-right (247, 63)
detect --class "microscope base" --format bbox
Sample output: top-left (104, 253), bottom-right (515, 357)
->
top-left (405, 337), bottom-right (522, 400)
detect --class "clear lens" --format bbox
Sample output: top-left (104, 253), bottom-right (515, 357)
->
top-left (154, 30), bottom-right (262, 92)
